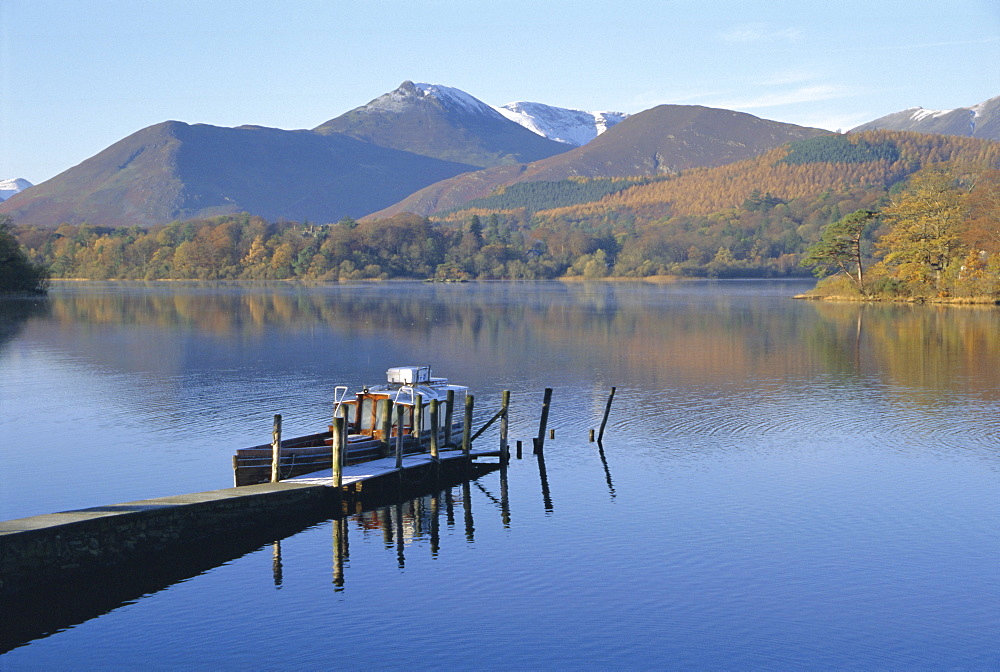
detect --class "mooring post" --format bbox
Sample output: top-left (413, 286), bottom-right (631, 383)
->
top-left (500, 390), bottom-right (511, 463)
top-left (444, 389), bottom-right (455, 447)
top-left (462, 394), bottom-right (474, 455)
top-left (332, 415), bottom-right (344, 488)
top-left (534, 387), bottom-right (552, 455)
top-left (429, 399), bottom-right (440, 460)
top-left (395, 403), bottom-right (405, 469)
top-left (381, 398), bottom-right (394, 457)
top-left (414, 394), bottom-right (424, 452)
top-left (589, 428), bottom-right (595, 442)
top-left (270, 414), bottom-right (282, 483)
top-left (597, 386), bottom-right (616, 444)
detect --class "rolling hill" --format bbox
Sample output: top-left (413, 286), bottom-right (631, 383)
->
top-left (369, 104), bottom-right (831, 217)
top-left (0, 121), bottom-right (480, 228)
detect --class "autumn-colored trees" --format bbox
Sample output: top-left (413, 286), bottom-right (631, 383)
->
top-left (876, 166), bottom-right (966, 292)
top-left (803, 163), bottom-right (1000, 299)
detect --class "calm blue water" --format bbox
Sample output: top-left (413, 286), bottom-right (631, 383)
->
top-left (2, 280), bottom-right (999, 668)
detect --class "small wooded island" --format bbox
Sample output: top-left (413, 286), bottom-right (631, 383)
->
top-left (797, 165), bottom-right (999, 303)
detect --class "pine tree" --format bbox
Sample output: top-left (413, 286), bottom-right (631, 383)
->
top-left (799, 210), bottom-right (877, 291)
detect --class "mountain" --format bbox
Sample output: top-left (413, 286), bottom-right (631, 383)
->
top-left (370, 104), bottom-right (831, 217)
top-left (852, 96), bottom-right (1000, 141)
top-left (0, 178), bottom-right (32, 202)
top-left (0, 121), bottom-right (478, 228)
top-left (494, 102), bottom-right (629, 146)
top-left (312, 81), bottom-right (571, 167)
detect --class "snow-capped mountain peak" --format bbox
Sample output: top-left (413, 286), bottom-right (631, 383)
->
top-left (364, 81), bottom-right (507, 122)
top-left (494, 101), bottom-right (629, 146)
top-left (411, 82), bottom-right (504, 118)
top-left (0, 177), bottom-right (32, 201)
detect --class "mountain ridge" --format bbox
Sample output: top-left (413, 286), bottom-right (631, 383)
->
top-left (0, 121), bottom-right (479, 228)
top-left (370, 104), bottom-right (831, 218)
top-left (851, 95), bottom-right (1000, 140)
top-left (3, 83), bottom-right (998, 229)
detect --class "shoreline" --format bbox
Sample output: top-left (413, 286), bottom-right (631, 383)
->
top-left (794, 293), bottom-right (1000, 305)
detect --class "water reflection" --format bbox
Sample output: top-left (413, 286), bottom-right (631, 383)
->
top-left (0, 509), bottom-right (329, 655)
top-left (536, 450), bottom-right (554, 513)
top-left (32, 282), bottom-right (1000, 403)
top-left (0, 296), bottom-right (50, 355)
top-left (1, 467), bottom-right (507, 653)
top-left (596, 442), bottom-right (616, 499)
top-left (6, 282), bottom-right (1000, 668)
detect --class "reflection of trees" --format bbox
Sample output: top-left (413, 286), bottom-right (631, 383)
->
top-left (39, 282), bottom-right (1000, 400)
top-left (809, 301), bottom-right (1000, 397)
top-left (0, 297), bottom-right (50, 355)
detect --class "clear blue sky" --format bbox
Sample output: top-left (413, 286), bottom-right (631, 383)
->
top-left (2, 0), bottom-right (998, 184)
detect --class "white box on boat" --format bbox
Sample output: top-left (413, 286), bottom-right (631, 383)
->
top-left (387, 366), bottom-right (431, 384)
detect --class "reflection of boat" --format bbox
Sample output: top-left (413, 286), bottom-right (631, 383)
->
top-left (234, 367), bottom-right (470, 486)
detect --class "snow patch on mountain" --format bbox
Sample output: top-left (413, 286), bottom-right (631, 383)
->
top-left (0, 178), bottom-right (32, 201)
top-left (494, 101), bottom-right (629, 146)
top-left (909, 107), bottom-right (952, 122)
top-left (366, 82), bottom-right (628, 146)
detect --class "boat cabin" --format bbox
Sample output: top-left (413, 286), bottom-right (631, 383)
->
top-left (335, 366), bottom-right (468, 442)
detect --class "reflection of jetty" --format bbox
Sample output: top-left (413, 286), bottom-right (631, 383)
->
top-left (0, 457), bottom-right (500, 653)
top-left (0, 447), bottom-right (499, 601)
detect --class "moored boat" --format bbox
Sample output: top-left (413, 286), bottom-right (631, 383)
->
top-left (233, 366), bottom-right (469, 486)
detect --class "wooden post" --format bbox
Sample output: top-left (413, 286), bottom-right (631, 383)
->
top-left (534, 387), bottom-right (552, 454)
top-left (589, 428), bottom-right (595, 442)
top-left (444, 389), bottom-right (455, 447)
top-left (462, 394), bottom-right (474, 455)
top-left (597, 386), bottom-right (616, 444)
top-left (414, 394), bottom-right (424, 452)
top-left (381, 398), bottom-right (394, 457)
top-left (270, 414), bottom-right (282, 483)
top-left (429, 399), bottom-right (440, 460)
top-left (332, 415), bottom-right (344, 488)
top-left (500, 390), bottom-right (510, 463)
top-left (516, 440), bottom-right (523, 459)
top-left (395, 403), bottom-right (404, 469)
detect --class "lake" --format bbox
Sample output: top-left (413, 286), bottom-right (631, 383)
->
top-left (2, 280), bottom-right (999, 669)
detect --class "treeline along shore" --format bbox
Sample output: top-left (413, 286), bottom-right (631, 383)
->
top-left (5, 132), bottom-right (1000, 300)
